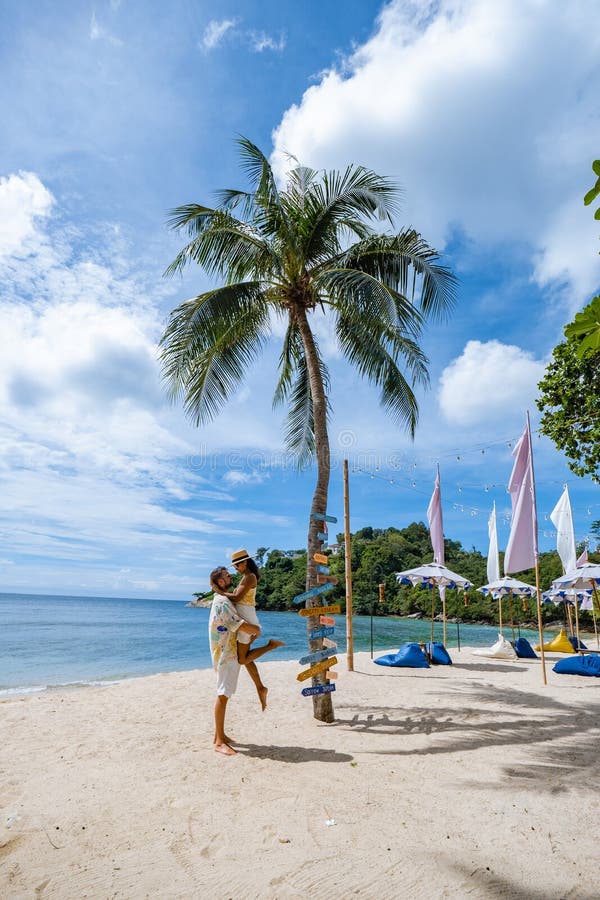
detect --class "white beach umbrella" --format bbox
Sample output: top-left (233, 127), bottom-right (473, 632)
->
top-left (478, 575), bottom-right (536, 639)
top-left (551, 564), bottom-right (600, 650)
top-left (395, 563), bottom-right (472, 646)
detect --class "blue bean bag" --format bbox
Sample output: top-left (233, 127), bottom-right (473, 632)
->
top-left (426, 641), bottom-right (452, 665)
top-left (567, 636), bottom-right (588, 651)
top-left (513, 637), bottom-right (538, 659)
top-left (374, 642), bottom-right (430, 668)
top-left (553, 654), bottom-right (600, 677)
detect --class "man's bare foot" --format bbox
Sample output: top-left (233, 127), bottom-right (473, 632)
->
top-left (258, 686), bottom-right (268, 711)
top-left (214, 742), bottom-right (236, 756)
top-left (268, 639), bottom-right (285, 649)
top-left (214, 735), bottom-right (235, 745)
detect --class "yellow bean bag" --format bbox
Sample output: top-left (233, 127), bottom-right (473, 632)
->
top-left (535, 628), bottom-right (575, 653)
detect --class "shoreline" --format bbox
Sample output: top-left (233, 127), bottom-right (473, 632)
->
top-left (2, 648), bottom-right (600, 898)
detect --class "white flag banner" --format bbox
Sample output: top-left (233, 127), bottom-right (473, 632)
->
top-left (550, 486), bottom-right (577, 575)
top-left (487, 504), bottom-right (500, 583)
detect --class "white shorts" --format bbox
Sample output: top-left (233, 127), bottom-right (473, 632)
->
top-left (235, 604), bottom-right (260, 645)
top-left (215, 660), bottom-right (241, 698)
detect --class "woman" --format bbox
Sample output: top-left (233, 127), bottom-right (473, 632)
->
top-left (223, 549), bottom-right (284, 710)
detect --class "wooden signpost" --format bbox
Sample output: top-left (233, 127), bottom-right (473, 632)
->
top-left (298, 604), bottom-right (341, 617)
top-left (302, 683), bottom-right (336, 696)
top-left (293, 582), bottom-right (334, 605)
top-left (300, 511), bottom-right (340, 703)
top-left (299, 646), bottom-right (337, 666)
top-left (311, 513), bottom-right (338, 524)
top-left (326, 670), bottom-right (338, 681)
top-left (302, 683), bottom-right (335, 696)
top-left (309, 625), bottom-right (335, 640)
top-left (297, 656), bottom-right (338, 681)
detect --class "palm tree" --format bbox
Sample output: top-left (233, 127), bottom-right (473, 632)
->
top-left (161, 138), bottom-right (457, 721)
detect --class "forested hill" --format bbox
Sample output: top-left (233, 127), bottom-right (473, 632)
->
top-left (250, 523), bottom-right (598, 626)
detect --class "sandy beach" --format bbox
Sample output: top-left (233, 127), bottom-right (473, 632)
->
top-left (2, 647), bottom-right (600, 899)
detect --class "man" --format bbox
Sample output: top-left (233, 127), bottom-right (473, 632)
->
top-left (209, 566), bottom-right (278, 756)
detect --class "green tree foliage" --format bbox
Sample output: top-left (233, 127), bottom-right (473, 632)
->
top-left (254, 523), bottom-right (598, 626)
top-left (583, 159), bottom-right (600, 225)
top-left (537, 337), bottom-right (600, 482)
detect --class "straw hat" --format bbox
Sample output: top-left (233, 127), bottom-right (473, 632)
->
top-left (231, 549), bottom-right (252, 565)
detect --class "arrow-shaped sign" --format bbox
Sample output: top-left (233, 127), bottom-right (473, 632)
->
top-left (316, 564), bottom-right (330, 574)
top-left (317, 532), bottom-right (328, 542)
top-left (293, 582), bottom-right (334, 605)
top-left (319, 615), bottom-right (336, 626)
top-left (297, 656), bottom-right (338, 681)
top-left (314, 552), bottom-right (328, 565)
top-left (298, 646), bottom-right (337, 666)
top-left (298, 604), bottom-right (341, 617)
top-left (311, 513), bottom-right (338, 524)
top-left (301, 683), bottom-right (336, 697)
top-left (309, 625), bottom-right (335, 640)
top-left (322, 637), bottom-right (337, 649)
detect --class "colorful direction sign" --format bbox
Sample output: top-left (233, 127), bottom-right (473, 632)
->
top-left (314, 553), bottom-right (328, 565)
top-left (320, 615), bottom-right (336, 626)
top-left (298, 646), bottom-right (337, 666)
top-left (317, 574), bottom-right (337, 585)
top-left (297, 656), bottom-right (338, 681)
top-left (299, 604), bottom-right (341, 617)
top-left (317, 532), bottom-right (329, 542)
top-left (316, 564), bottom-right (330, 574)
top-left (309, 625), bottom-right (335, 640)
top-left (322, 637), bottom-right (337, 649)
top-left (293, 582), bottom-right (334, 605)
top-left (326, 670), bottom-right (338, 681)
top-left (301, 683), bottom-right (336, 697)
top-left (311, 512), bottom-right (338, 524)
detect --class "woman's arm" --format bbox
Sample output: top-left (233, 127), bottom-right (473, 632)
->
top-left (223, 572), bottom-right (256, 601)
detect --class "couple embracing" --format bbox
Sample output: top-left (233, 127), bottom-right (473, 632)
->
top-left (209, 549), bottom-right (284, 756)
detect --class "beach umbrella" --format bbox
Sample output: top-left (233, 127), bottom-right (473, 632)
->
top-left (552, 563), bottom-right (600, 649)
top-left (395, 563), bottom-right (473, 646)
top-left (478, 576), bottom-right (535, 641)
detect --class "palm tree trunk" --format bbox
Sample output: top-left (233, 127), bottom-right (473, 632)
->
top-left (295, 306), bottom-right (334, 723)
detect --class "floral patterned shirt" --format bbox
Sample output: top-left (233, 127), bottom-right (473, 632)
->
top-left (209, 593), bottom-right (244, 671)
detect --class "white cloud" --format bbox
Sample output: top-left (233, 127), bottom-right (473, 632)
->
top-left (272, 0), bottom-right (600, 308)
top-left (0, 172), bottom-right (53, 259)
top-left (201, 18), bottom-right (237, 51)
top-left (250, 31), bottom-right (286, 53)
top-left (438, 340), bottom-right (546, 427)
top-left (89, 11), bottom-right (122, 46)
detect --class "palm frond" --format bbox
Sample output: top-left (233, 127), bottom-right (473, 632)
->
top-left (339, 230), bottom-right (458, 321)
top-left (336, 313), bottom-right (429, 434)
top-left (159, 282), bottom-right (271, 423)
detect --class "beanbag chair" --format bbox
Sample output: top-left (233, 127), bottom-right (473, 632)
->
top-left (553, 654), bottom-right (600, 677)
top-left (426, 641), bottom-right (452, 665)
top-left (472, 633), bottom-right (517, 660)
top-left (374, 642), bottom-right (430, 668)
top-left (513, 637), bottom-right (538, 659)
top-left (535, 628), bottom-right (575, 653)
top-left (568, 635), bottom-right (588, 651)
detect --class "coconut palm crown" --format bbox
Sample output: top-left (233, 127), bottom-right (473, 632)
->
top-left (161, 138), bottom-right (457, 721)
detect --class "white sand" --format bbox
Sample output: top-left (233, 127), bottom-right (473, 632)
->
top-left (2, 648), bottom-right (600, 899)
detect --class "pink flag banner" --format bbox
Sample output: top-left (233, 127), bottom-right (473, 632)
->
top-left (504, 423), bottom-right (537, 574)
top-left (577, 549), bottom-right (589, 567)
top-left (427, 465), bottom-right (444, 564)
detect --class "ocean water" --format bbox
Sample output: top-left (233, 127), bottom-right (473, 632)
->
top-left (0, 592), bottom-right (548, 695)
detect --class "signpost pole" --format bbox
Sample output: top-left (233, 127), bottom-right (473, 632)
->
top-left (343, 459), bottom-right (354, 672)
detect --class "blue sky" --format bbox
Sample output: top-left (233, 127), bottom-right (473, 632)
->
top-left (1, 0), bottom-right (599, 599)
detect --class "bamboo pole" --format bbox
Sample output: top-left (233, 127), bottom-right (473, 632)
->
top-left (498, 596), bottom-right (503, 634)
top-left (592, 584), bottom-right (600, 650)
top-left (573, 594), bottom-right (581, 652)
top-left (442, 587), bottom-right (447, 647)
top-left (343, 459), bottom-right (354, 672)
top-left (534, 559), bottom-right (547, 685)
top-left (431, 588), bottom-right (435, 645)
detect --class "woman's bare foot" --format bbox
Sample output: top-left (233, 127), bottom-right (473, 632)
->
top-left (268, 639), bottom-right (285, 649)
top-left (214, 742), bottom-right (236, 756)
top-left (258, 686), bottom-right (268, 711)
top-left (214, 734), bottom-right (235, 745)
